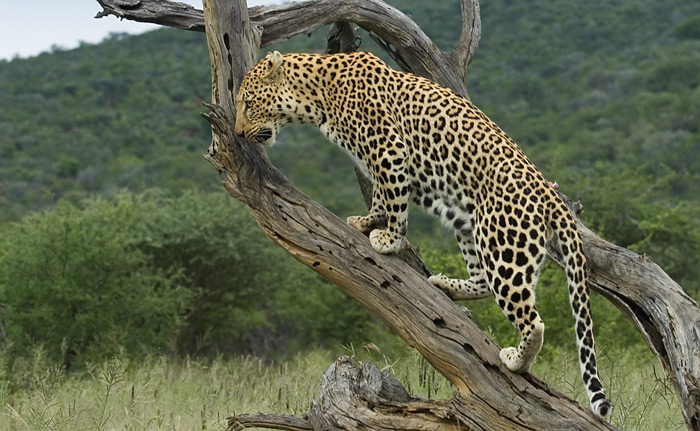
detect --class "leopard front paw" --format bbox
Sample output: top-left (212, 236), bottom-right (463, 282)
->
top-left (347, 213), bottom-right (387, 234)
top-left (369, 229), bottom-right (405, 254)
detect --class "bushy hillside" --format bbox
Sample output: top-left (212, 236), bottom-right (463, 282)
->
top-left (0, 0), bottom-right (698, 364)
top-left (0, 30), bottom-right (215, 220)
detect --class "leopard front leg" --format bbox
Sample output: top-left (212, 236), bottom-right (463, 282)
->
top-left (347, 186), bottom-right (387, 234)
top-left (366, 151), bottom-right (410, 254)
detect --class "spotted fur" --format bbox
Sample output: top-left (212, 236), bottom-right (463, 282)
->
top-left (234, 51), bottom-right (612, 419)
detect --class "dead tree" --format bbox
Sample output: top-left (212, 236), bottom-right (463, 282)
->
top-left (95, 0), bottom-right (700, 429)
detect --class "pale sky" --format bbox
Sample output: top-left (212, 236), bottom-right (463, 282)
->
top-left (0, 0), bottom-right (271, 61)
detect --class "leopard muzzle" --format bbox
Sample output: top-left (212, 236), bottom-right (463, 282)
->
top-left (254, 128), bottom-right (273, 144)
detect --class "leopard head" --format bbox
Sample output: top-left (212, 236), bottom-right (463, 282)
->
top-left (234, 51), bottom-right (291, 146)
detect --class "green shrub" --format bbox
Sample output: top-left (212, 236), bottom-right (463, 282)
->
top-left (0, 197), bottom-right (192, 368)
top-left (672, 15), bottom-right (700, 40)
top-left (130, 189), bottom-right (391, 357)
top-left (0, 190), bottom-right (391, 365)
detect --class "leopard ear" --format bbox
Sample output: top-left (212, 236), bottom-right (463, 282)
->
top-left (262, 51), bottom-right (284, 84)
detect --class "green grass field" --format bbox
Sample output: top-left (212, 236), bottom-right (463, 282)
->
top-left (0, 344), bottom-right (684, 430)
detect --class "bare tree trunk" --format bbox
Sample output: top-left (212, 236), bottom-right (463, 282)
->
top-left (95, 0), bottom-right (700, 429)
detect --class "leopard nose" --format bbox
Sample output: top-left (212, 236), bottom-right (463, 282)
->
top-left (233, 117), bottom-right (245, 137)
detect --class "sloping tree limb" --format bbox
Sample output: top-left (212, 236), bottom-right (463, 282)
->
top-left (95, 0), bottom-right (700, 429)
top-left (448, 0), bottom-right (481, 74)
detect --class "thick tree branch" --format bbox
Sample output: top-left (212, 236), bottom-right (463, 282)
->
top-left (448, 0), bottom-right (481, 79)
top-left (325, 22), bottom-right (361, 54)
top-left (230, 412), bottom-right (314, 431)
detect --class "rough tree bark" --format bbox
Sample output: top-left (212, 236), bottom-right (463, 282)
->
top-left (95, 0), bottom-right (700, 429)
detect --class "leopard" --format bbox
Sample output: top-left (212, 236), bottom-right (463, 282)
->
top-left (234, 50), bottom-right (612, 419)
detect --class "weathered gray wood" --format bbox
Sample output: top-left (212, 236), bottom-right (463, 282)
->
top-left (448, 0), bottom-right (480, 85)
top-left (232, 357), bottom-right (461, 431)
top-left (95, 0), bottom-right (204, 31)
top-left (229, 413), bottom-right (315, 431)
top-left (325, 22), bottom-right (361, 55)
top-left (95, 0), bottom-right (700, 429)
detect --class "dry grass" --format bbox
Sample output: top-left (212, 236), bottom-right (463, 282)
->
top-left (0, 344), bottom-right (684, 430)
top-left (534, 345), bottom-right (685, 430)
top-left (2, 349), bottom-right (333, 430)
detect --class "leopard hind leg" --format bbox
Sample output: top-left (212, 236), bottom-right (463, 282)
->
top-left (493, 268), bottom-right (545, 374)
top-left (479, 220), bottom-right (548, 373)
top-left (429, 226), bottom-right (490, 300)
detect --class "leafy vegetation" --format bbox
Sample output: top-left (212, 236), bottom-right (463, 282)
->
top-left (0, 191), bottom-right (389, 368)
top-left (0, 30), bottom-right (214, 221)
top-left (0, 196), bottom-right (192, 368)
top-left (0, 0), bottom-right (699, 425)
